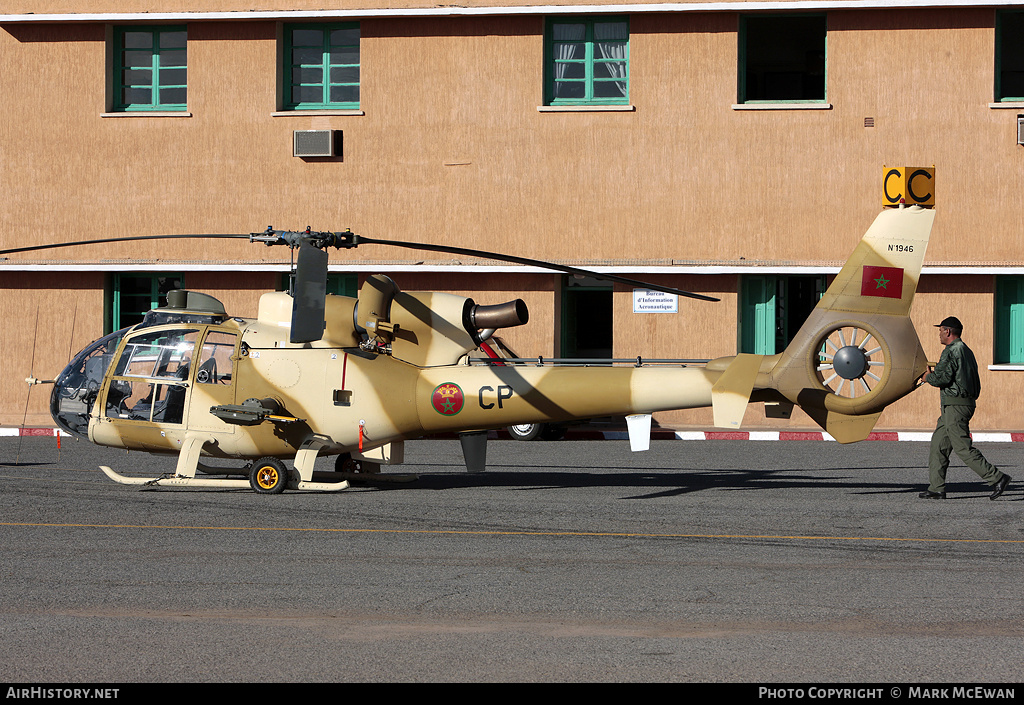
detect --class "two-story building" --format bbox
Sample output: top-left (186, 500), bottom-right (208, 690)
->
top-left (2, 1), bottom-right (1022, 432)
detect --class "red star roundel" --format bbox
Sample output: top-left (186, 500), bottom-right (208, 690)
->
top-left (431, 382), bottom-right (465, 416)
top-left (861, 265), bottom-right (904, 299)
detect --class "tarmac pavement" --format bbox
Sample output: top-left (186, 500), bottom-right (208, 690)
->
top-left (1, 434), bottom-right (1022, 683)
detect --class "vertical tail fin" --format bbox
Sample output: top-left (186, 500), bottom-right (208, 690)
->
top-left (816, 205), bottom-right (933, 317)
top-left (767, 205), bottom-right (935, 441)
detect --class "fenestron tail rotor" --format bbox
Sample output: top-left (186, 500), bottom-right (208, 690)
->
top-left (703, 204), bottom-right (935, 444)
top-left (814, 324), bottom-right (888, 399)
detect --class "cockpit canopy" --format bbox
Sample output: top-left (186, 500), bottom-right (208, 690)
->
top-left (50, 329), bottom-right (128, 439)
top-left (50, 291), bottom-right (233, 439)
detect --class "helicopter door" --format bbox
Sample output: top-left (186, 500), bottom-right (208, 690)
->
top-left (102, 328), bottom-right (200, 429)
top-left (187, 330), bottom-right (238, 432)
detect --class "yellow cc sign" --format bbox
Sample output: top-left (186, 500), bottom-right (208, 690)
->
top-left (883, 167), bottom-right (935, 207)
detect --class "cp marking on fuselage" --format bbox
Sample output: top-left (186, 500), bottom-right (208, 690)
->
top-left (478, 385), bottom-right (515, 410)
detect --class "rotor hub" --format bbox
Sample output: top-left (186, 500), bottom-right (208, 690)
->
top-left (832, 345), bottom-right (869, 380)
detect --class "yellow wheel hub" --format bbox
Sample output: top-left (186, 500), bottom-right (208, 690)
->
top-left (256, 465), bottom-right (279, 489)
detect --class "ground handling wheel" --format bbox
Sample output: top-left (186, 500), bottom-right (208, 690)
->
top-left (249, 457), bottom-right (289, 494)
top-left (507, 423), bottom-right (543, 441)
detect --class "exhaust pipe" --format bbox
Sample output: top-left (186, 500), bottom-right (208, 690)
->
top-left (466, 299), bottom-right (529, 341)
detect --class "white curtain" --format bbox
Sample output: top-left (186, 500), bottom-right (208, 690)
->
top-left (553, 24), bottom-right (585, 98)
top-left (594, 22), bottom-right (628, 98)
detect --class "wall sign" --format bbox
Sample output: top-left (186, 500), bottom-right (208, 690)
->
top-left (633, 289), bottom-right (678, 313)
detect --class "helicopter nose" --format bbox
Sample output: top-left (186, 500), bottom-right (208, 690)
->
top-left (50, 328), bottom-right (129, 440)
top-left (51, 359), bottom-right (91, 439)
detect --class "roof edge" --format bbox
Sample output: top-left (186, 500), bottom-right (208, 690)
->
top-left (2, 0), bottom-right (1022, 23)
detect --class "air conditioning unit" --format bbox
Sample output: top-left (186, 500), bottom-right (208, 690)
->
top-left (293, 130), bottom-right (336, 157)
top-left (1018, 117), bottom-right (1024, 146)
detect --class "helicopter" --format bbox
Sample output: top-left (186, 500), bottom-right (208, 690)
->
top-left (10, 187), bottom-right (935, 494)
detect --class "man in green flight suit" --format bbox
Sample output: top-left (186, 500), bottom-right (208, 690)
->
top-left (919, 316), bottom-right (1011, 500)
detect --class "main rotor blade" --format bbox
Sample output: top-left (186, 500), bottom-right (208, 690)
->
top-left (290, 241), bottom-right (328, 343)
top-left (351, 236), bottom-right (720, 302)
top-left (0, 234), bottom-right (250, 257)
top-left (1, 230), bottom-right (719, 303)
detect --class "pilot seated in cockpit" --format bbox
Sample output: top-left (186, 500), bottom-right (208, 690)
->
top-left (121, 358), bottom-right (190, 424)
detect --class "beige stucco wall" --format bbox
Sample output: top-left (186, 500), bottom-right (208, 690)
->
top-left (2, 11), bottom-right (1021, 263)
top-left (1, 8), bottom-right (1022, 430)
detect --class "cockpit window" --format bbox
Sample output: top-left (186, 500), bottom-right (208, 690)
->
top-left (50, 328), bottom-right (130, 439)
top-left (113, 329), bottom-right (199, 380)
top-left (106, 328), bottom-right (199, 424)
top-left (197, 331), bottom-right (236, 385)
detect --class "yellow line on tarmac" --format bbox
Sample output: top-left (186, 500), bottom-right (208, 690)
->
top-left (1, 521), bottom-right (1023, 544)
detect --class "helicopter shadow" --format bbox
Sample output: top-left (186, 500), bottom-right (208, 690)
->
top-left (348, 463), bottom-right (958, 500)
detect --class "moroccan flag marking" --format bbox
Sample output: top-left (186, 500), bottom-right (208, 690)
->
top-left (861, 265), bottom-right (904, 299)
top-left (431, 382), bottom-right (465, 416)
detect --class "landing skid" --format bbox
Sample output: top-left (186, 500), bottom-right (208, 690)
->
top-left (97, 432), bottom-right (350, 493)
top-left (99, 465), bottom-right (350, 492)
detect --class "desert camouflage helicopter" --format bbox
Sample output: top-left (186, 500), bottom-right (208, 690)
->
top-left (9, 170), bottom-right (935, 493)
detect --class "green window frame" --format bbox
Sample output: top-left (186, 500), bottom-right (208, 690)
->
top-left (284, 23), bottom-right (360, 110)
top-left (995, 276), bottom-right (1024, 364)
top-left (114, 26), bottom-right (187, 111)
top-left (109, 273), bottom-right (184, 331)
top-left (545, 17), bottom-right (629, 106)
top-left (326, 273), bottom-right (358, 298)
top-left (740, 275), bottom-right (826, 354)
top-left (278, 273), bottom-right (357, 297)
top-left (996, 11), bottom-right (1024, 102)
top-left (740, 276), bottom-right (779, 355)
top-left (739, 15), bottom-right (826, 103)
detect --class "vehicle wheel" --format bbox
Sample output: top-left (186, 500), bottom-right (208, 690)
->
top-left (249, 457), bottom-right (289, 494)
top-left (335, 453), bottom-right (361, 473)
top-left (507, 423), bottom-right (543, 441)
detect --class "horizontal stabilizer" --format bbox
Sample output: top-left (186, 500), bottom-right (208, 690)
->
top-left (712, 354), bottom-right (764, 429)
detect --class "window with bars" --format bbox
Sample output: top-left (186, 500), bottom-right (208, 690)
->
top-left (285, 23), bottom-right (360, 109)
top-left (114, 26), bottom-right (187, 111)
top-left (545, 17), bottom-right (629, 106)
